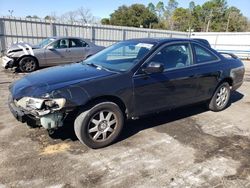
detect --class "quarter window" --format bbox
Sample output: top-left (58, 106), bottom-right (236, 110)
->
top-left (148, 43), bottom-right (192, 70)
top-left (194, 44), bottom-right (218, 64)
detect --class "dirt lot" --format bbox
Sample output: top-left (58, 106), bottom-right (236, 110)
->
top-left (0, 61), bottom-right (250, 188)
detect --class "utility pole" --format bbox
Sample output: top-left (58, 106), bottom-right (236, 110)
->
top-left (226, 13), bottom-right (231, 32)
top-left (188, 6), bottom-right (192, 35)
top-left (226, 11), bottom-right (236, 32)
top-left (187, 28), bottom-right (194, 38)
top-left (206, 8), bottom-right (223, 32)
top-left (206, 10), bottom-right (213, 32)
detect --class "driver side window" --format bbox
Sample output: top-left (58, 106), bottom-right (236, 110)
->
top-left (50, 39), bottom-right (69, 49)
top-left (148, 43), bottom-right (192, 71)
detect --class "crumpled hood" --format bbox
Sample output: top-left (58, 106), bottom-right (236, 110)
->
top-left (7, 42), bottom-right (39, 55)
top-left (10, 63), bottom-right (116, 99)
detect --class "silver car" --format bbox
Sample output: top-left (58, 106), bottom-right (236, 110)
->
top-left (2, 37), bottom-right (105, 72)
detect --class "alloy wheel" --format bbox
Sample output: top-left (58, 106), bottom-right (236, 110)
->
top-left (88, 110), bottom-right (117, 142)
top-left (22, 58), bottom-right (36, 72)
top-left (216, 86), bottom-right (229, 107)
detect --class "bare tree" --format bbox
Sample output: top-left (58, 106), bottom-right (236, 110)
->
top-left (50, 11), bottom-right (58, 21)
top-left (78, 7), bottom-right (94, 24)
top-left (60, 11), bottom-right (77, 24)
top-left (164, 0), bottom-right (178, 30)
top-left (44, 12), bottom-right (57, 22)
top-left (47, 7), bottom-right (99, 25)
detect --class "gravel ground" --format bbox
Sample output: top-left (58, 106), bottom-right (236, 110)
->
top-left (0, 61), bottom-right (250, 188)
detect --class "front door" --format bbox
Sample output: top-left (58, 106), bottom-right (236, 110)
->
top-left (45, 39), bottom-right (71, 65)
top-left (132, 42), bottom-right (199, 116)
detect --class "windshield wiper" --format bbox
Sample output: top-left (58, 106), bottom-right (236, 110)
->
top-left (86, 62), bottom-right (98, 68)
top-left (86, 62), bottom-right (117, 73)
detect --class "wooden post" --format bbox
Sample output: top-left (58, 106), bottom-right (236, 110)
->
top-left (0, 18), bottom-right (6, 54)
top-left (148, 30), bottom-right (151, 38)
top-left (50, 20), bottom-right (57, 36)
top-left (122, 29), bottom-right (126, 41)
top-left (91, 26), bottom-right (95, 44)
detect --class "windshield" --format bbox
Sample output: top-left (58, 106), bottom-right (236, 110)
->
top-left (38, 38), bottom-right (56, 48)
top-left (84, 41), bottom-right (155, 72)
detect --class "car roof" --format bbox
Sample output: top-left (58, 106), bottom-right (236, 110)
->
top-left (192, 38), bottom-right (211, 47)
top-left (124, 38), bottom-right (196, 44)
top-left (46, 36), bottom-right (92, 44)
top-left (48, 36), bottom-right (86, 40)
top-left (47, 37), bottom-right (208, 47)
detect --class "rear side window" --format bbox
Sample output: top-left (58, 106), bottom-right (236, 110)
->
top-left (70, 39), bottom-right (89, 48)
top-left (194, 44), bottom-right (218, 64)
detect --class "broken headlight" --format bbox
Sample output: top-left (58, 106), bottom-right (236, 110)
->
top-left (16, 97), bottom-right (66, 111)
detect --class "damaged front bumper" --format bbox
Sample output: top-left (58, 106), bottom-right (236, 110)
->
top-left (8, 97), bottom-right (29, 123)
top-left (2, 56), bottom-right (15, 69)
top-left (8, 95), bottom-right (66, 130)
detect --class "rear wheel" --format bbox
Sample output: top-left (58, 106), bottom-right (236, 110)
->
top-left (74, 102), bottom-right (124, 149)
top-left (19, 56), bottom-right (38, 72)
top-left (209, 82), bottom-right (231, 111)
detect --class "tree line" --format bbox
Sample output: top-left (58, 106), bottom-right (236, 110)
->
top-left (101, 0), bottom-right (250, 32)
top-left (25, 0), bottom-right (250, 32)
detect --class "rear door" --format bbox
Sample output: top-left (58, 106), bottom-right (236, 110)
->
top-left (45, 39), bottom-right (71, 65)
top-left (133, 42), bottom-right (199, 116)
top-left (69, 39), bottom-right (90, 62)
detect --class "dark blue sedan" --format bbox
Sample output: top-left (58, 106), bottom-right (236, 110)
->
top-left (9, 38), bottom-right (245, 148)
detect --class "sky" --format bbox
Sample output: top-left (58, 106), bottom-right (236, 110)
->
top-left (0, 0), bottom-right (249, 19)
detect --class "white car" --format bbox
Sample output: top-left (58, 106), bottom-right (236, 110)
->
top-left (2, 37), bottom-right (105, 72)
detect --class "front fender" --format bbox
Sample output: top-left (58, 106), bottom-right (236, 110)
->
top-left (49, 85), bottom-right (91, 109)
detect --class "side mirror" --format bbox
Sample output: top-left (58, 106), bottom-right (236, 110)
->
top-left (47, 46), bottom-right (54, 50)
top-left (143, 62), bottom-right (164, 74)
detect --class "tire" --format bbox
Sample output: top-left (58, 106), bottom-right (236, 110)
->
top-left (74, 102), bottom-right (124, 149)
top-left (209, 82), bottom-right (231, 112)
top-left (19, 56), bottom-right (38, 72)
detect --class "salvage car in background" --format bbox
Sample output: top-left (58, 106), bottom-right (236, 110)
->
top-left (8, 38), bottom-right (245, 148)
top-left (192, 38), bottom-right (240, 59)
top-left (2, 37), bottom-right (105, 72)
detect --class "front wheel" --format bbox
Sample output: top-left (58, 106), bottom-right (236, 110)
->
top-left (74, 102), bottom-right (124, 149)
top-left (209, 82), bottom-right (231, 112)
top-left (19, 56), bottom-right (38, 72)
